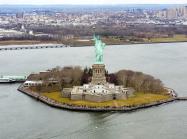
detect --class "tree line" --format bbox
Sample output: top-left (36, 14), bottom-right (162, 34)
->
top-left (115, 70), bottom-right (165, 93)
top-left (28, 66), bottom-right (165, 94)
top-left (1, 24), bottom-right (187, 42)
top-left (27, 24), bottom-right (187, 37)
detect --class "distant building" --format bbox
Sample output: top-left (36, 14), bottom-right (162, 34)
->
top-left (29, 30), bottom-right (34, 35)
top-left (24, 79), bottom-right (61, 92)
top-left (16, 12), bottom-right (24, 18)
top-left (184, 6), bottom-right (187, 18)
top-left (20, 25), bottom-right (27, 32)
top-left (156, 6), bottom-right (187, 19)
top-left (167, 8), bottom-right (177, 19)
top-left (63, 34), bottom-right (74, 39)
top-left (157, 9), bottom-right (167, 19)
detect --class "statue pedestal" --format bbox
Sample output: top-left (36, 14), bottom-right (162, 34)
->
top-left (91, 64), bottom-right (106, 85)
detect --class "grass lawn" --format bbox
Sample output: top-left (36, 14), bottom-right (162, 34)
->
top-left (41, 92), bottom-right (171, 107)
top-left (149, 35), bottom-right (187, 43)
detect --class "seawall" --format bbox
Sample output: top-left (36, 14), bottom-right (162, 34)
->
top-left (18, 85), bottom-right (181, 112)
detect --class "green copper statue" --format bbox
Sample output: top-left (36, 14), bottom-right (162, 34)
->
top-left (93, 35), bottom-right (106, 64)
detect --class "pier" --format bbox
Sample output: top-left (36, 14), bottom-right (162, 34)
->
top-left (177, 97), bottom-right (187, 101)
top-left (0, 44), bottom-right (70, 51)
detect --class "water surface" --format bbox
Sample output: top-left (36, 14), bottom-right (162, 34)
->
top-left (0, 43), bottom-right (187, 139)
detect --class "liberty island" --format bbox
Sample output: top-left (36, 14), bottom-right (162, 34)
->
top-left (17, 34), bottom-right (178, 111)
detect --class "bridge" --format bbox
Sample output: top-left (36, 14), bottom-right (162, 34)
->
top-left (0, 44), bottom-right (70, 51)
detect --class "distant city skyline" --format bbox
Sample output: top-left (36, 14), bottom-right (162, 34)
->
top-left (0, 0), bottom-right (187, 5)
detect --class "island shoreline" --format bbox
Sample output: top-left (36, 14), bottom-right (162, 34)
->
top-left (17, 85), bottom-right (180, 112)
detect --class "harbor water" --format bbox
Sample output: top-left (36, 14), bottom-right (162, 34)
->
top-left (0, 43), bottom-right (187, 139)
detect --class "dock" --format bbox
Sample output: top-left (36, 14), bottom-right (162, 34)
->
top-left (177, 97), bottom-right (187, 101)
top-left (0, 44), bottom-right (70, 51)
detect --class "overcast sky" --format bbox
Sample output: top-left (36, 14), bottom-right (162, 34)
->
top-left (0, 0), bottom-right (187, 5)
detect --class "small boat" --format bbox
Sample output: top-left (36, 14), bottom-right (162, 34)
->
top-left (0, 75), bottom-right (27, 83)
top-left (0, 77), bottom-right (16, 83)
top-left (2, 76), bottom-right (27, 82)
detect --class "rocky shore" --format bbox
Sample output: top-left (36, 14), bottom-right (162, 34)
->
top-left (17, 85), bottom-right (181, 112)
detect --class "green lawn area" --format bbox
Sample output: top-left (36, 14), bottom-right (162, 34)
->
top-left (41, 92), bottom-right (171, 107)
top-left (149, 35), bottom-right (187, 43)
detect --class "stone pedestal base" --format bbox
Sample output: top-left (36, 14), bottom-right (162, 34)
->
top-left (91, 64), bottom-right (106, 85)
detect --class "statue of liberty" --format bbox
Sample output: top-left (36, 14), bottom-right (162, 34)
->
top-left (93, 35), bottom-right (106, 64)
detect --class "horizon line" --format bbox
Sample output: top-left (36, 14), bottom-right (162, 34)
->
top-left (0, 3), bottom-right (187, 6)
